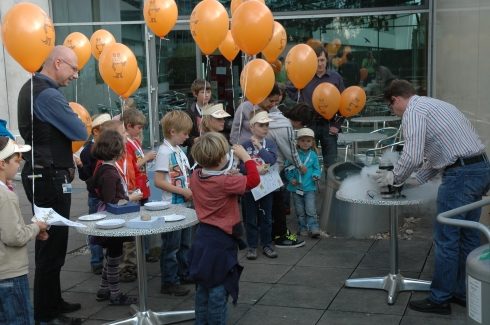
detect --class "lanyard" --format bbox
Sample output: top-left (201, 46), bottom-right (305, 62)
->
top-left (202, 149), bottom-right (235, 175)
top-left (164, 140), bottom-right (190, 188)
top-left (127, 137), bottom-right (144, 158)
top-left (297, 151), bottom-right (311, 187)
top-left (103, 162), bottom-right (129, 195)
top-left (195, 103), bottom-right (202, 117)
top-left (252, 139), bottom-right (266, 165)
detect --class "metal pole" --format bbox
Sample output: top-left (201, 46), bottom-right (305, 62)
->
top-left (389, 205), bottom-right (399, 275)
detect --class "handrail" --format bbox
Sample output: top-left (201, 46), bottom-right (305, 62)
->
top-left (437, 197), bottom-right (490, 243)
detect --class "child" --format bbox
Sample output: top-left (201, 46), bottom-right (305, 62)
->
top-left (122, 108), bottom-right (158, 263)
top-left (187, 132), bottom-right (260, 324)
top-left (0, 136), bottom-right (49, 324)
top-left (239, 110), bottom-right (278, 259)
top-left (201, 103), bottom-right (231, 134)
top-left (86, 130), bottom-right (140, 305)
top-left (75, 113), bottom-right (111, 275)
top-left (154, 110), bottom-right (194, 296)
top-left (184, 78), bottom-right (212, 167)
top-left (285, 128), bottom-right (322, 238)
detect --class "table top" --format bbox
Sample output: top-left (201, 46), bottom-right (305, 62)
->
top-left (75, 205), bottom-right (198, 237)
top-left (351, 116), bottom-right (401, 123)
top-left (338, 133), bottom-right (388, 143)
top-left (336, 189), bottom-right (426, 206)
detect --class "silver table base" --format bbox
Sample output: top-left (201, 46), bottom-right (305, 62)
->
top-left (103, 236), bottom-right (195, 325)
top-left (345, 205), bottom-right (431, 304)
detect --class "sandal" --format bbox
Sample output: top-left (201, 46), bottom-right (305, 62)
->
top-left (96, 290), bottom-right (110, 302)
top-left (109, 293), bottom-right (138, 306)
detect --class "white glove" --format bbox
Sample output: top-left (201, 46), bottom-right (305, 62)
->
top-left (376, 170), bottom-right (394, 187)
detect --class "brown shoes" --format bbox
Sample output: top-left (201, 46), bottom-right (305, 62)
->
top-left (160, 284), bottom-right (190, 296)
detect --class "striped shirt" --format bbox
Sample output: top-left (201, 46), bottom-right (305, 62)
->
top-left (394, 95), bottom-right (485, 184)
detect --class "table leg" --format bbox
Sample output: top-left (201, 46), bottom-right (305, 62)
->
top-left (103, 236), bottom-right (195, 324)
top-left (344, 206), bottom-right (431, 304)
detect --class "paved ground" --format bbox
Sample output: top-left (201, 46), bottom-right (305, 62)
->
top-left (15, 172), bottom-right (483, 325)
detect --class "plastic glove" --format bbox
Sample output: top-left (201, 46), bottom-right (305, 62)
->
top-left (376, 170), bottom-right (394, 187)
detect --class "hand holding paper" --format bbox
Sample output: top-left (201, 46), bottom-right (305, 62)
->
top-left (33, 204), bottom-right (86, 228)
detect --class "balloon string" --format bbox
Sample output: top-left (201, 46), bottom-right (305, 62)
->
top-left (205, 55), bottom-right (210, 80)
top-left (157, 38), bottom-right (162, 80)
top-left (107, 85), bottom-right (112, 117)
top-left (297, 89), bottom-right (300, 103)
top-left (230, 62), bottom-right (235, 113)
top-left (30, 74), bottom-right (35, 201)
top-left (120, 96), bottom-right (124, 124)
top-left (75, 78), bottom-right (78, 103)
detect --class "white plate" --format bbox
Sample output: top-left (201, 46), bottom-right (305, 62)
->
top-left (164, 214), bottom-right (186, 222)
top-left (78, 214), bottom-right (107, 221)
top-left (144, 201), bottom-right (172, 211)
top-left (95, 219), bottom-right (126, 229)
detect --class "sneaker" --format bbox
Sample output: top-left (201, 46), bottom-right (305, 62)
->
top-left (408, 298), bottom-right (451, 315)
top-left (160, 284), bottom-right (190, 296)
top-left (297, 231), bottom-right (309, 236)
top-left (263, 246), bottom-right (278, 258)
top-left (310, 229), bottom-right (321, 239)
top-left (275, 230), bottom-right (305, 248)
top-left (247, 248), bottom-right (258, 260)
top-left (91, 265), bottom-right (103, 275)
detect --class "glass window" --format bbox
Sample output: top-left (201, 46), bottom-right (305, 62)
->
top-left (52, 0), bottom-right (144, 23)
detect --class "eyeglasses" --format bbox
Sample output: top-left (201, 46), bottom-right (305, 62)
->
top-left (59, 58), bottom-right (78, 73)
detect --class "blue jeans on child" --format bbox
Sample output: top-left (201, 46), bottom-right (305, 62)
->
top-left (293, 191), bottom-right (320, 233)
top-left (428, 160), bottom-right (490, 304)
top-left (160, 227), bottom-right (191, 285)
top-left (88, 197), bottom-right (104, 268)
top-left (0, 275), bottom-right (33, 325)
top-left (195, 284), bottom-right (229, 325)
top-left (243, 192), bottom-right (273, 248)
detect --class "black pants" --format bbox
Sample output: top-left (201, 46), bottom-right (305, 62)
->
top-left (21, 164), bottom-right (71, 322)
top-left (271, 191), bottom-right (287, 238)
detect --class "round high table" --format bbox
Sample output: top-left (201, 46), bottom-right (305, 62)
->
top-left (76, 205), bottom-right (198, 325)
top-left (336, 190), bottom-right (431, 304)
top-left (337, 133), bottom-right (388, 155)
top-left (350, 116), bottom-right (401, 130)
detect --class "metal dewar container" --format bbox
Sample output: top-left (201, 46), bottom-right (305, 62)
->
top-left (466, 244), bottom-right (490, 324)
top-left (320, 162), bottom-right (391, 238)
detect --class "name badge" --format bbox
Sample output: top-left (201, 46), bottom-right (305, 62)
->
top-left (285, 165), bottom-right (295, 172)
top-left (296, 189), bottom-right (304, 196)
top-left (62, 183), bottom-right (72, 194)
top-left (146, 179), bottom-right (150, 188)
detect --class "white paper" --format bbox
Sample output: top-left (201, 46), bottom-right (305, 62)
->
top-left (33, 204), bottom-right (86, 228)
top-left (251, 164), bottom-right (283, 201)
top-left (468, 275), bottom-right (482, 323)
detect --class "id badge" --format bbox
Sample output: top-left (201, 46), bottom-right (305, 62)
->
top-left (296, 189), bottom-right (304, 196)
top-left (62, 183), bottom-right (72, 194)
top-left (285, 165), bottom-right (295, 172)
top-left (146, 179), bottom-right (150, 188)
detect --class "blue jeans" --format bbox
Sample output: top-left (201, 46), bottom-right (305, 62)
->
top-left (293, 191), bottom-right (320, 233)
top-left (88, 197), bottom-right (104, 268)
top-left (244, 192), bottom-right (273, 248)
top-left (429, 160), bottom-right (490, 303)
top-left (0, 275), bottom-right (33, 325)
top-left (310, 124), bottom-right (338, 169)
top-left (160, 227), bottom-right (191, 285)
top-left (195, 284), bottom-right (229, 325)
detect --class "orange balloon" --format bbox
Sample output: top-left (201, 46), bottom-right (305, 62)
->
top-left (309, 40), bottom-right (323, 48)
top-left (306, 38), bottom-right (313, 46)
top-left (271, 59), bottom-right (282, 74)
top-left (312, 83), bottom-right (341, 120)
top-left (1, 3), bottom-right (55, 73)
top-left (343, 46), bottom-right (352, 54)
top-left (339, 86), bottom-right (367, 117)
top-left (69, 102), bottom-right (92, 153)
top-left (219, 30), bottom-right (240, 62)
top-left (240, 59), bottom-right (275, 105)
top-left (64, 32), bottom-right (91, 71)
top-left (332, 57), bottom-right (342, 67)
top-left (326, 43), bottom-right (338, 55)
top-left (285, 44), bottom-right (317, 90)
top-left (144, 0), bottom-right (178, 38)
top-left (99, 43), bottom-right (138, 96)
top-left (90, 29), bottom-right (116, 61)
top-left (231, 1), bottom-right (274, 56)
top-left (190, 0), bottom-right (229, 55)
top-left (360, 68), bottom-right (368, 81)
top-left (261, 21), bottom-right (287, 63)
top-left (122, 68), bottom-right (142, 99)
top-left (230, 0), bottom-right (266, 15)
top-left (332, 38), bottom-right (342, 51)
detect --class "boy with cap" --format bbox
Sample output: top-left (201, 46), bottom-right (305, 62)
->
top-left (0, 137), bottom-right (49, 324)
top-left (239, 110), bottom-right (278, 259)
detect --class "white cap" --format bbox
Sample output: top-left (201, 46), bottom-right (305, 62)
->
top-left (296, 128), bottom-right (315, 139)
top-left (250, 111), bottom-right (275, 125)
top-left (0, 138), bottom-right (31, 160)
top-left (92, 113), bottom-right (111, 128)
top-left (202, 103), bottom-right (231, 118)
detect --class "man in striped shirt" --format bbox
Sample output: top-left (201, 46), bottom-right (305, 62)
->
top-left (377, 80), bottom-right (490, 315)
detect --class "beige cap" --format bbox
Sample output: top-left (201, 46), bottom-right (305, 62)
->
top-left (202, 103), bottom-right (231, 118)
top-left (0, 138), bottom-right (31, 160)
top-left (92, 113), bottom-right (111, 128)
top-left (296, 128), bottom-right (315, 139)
top-left (250, 111), bottom-right (274, 125)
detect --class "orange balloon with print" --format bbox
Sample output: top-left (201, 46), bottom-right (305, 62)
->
top-left (231, 1), bottom-right (274, 56)
top-left (326, 43), bottom-right (338, 55)
top-left (230, 0), bottom-right (266, 15)
top-left (190, 0), bottom-right (229, 55)
top-left (339, 86), bottom-right (367, 117)
top-left (271, 59), bottom-right (282, 74)
top-left (144, 0), bottom-right (178, 38)
top-left (90, 29), bottom-right (116, 61)
top-left (122, 68), bottom-right (142, 99)
top-left (69, 102), bottom-right (92, 153)
top-left (261, 21), bottom-right (287, 63)
top-left (285, 44), bottom-right (317, 90)
top-left (64, 32), bottom-right (91, 71)
top-left (219, 30), bottom-right (240, 62)
top-left (240, 59), bottom-right (275, 105)
top-left (312, 83), bottom-right (341, 120)
top-left (98, 43), bottom-right (138, 96)
top-left (360, 68), bottom-right (368, 81)
top-left (1, 3), bottom-right (55, 73)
